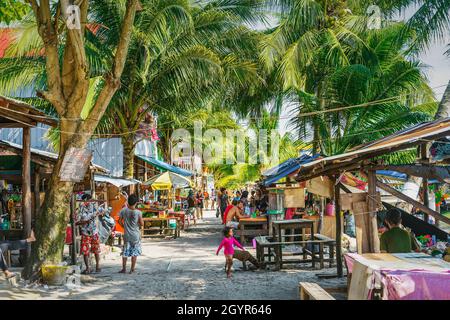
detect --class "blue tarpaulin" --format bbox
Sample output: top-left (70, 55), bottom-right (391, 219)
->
top-left (376, 170), bottom-right (439, 184)
top-left (261, 154), bottom-right (320, 186)
top-left (136, 155), bottom-right (194, 177)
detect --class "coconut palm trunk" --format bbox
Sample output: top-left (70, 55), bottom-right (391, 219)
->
top-left (122, 134), bottom-right (136, 179)
top-left (434, 81), bottom-right (450, 120)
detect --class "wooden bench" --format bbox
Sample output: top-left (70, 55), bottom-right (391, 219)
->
top-left (299, 282), bottom-right (335, 300)
top-left (255, 235), bottom-right (336, 270)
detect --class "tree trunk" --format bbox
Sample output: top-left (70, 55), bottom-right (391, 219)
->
top-left (23, 121), bottom-right (89, 280)
top-left (122, 134), bottom-right (136, 179)
top-left (22, 0), bottom-right (139, 281)
top-left (434, 81), bottom-right (450, 120)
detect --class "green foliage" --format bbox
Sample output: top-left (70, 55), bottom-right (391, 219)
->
top-left (0, 0), bottom-right (29, 24)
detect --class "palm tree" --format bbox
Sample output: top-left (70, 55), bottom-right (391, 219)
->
top-left (289, 23), bottom-right (436, 156)
top-left (97, 0), bottom-right (266, 178)
top-left (261, 1), bottom-right (436, 157)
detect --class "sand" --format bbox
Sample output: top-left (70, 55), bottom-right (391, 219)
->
top-left (0, 210), bottom-right (346, 300)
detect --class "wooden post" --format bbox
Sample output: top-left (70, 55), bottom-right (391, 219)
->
top-left (34, 165), bottom-right (40, 218)
top-left (333, 177), bottom-right (343, 277)
top-left (376, 179), bottom-right (450, 225)
top-left (421, 144), bottom-right (430, 223)
top-left (90, 169), bottom-right (96, 199)
top-left (70, 194), bottom-right (77, 265)
top-left (367, 170), bottom-right (380, 253)
top-left (22, 127), bottom-right (32, 262)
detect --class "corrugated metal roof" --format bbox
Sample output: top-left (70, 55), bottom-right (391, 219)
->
top-left (94, 174), bottom-right (140, 187)
top-left (0, 139), bottom-right (108, 173)
top-left (296, 118), bottom-right (450, 180)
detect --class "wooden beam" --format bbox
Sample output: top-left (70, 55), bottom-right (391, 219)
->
top-left (297, 128), bottom-right (450, 183)
top-left (297, 162), bottom-right (367, 183)
top-left (0, 109), bottom-right (37, 127)
top-left (34, 164), bottom-right (40, 217)
top-left (0, 122), bottom-right (28, 128)
top-left (421, 144), bottom-right (429, 222)
top-left (22, 127), bottom-right (32, 261)
top-left (333, 177), bottom-right (343, 277)
top-left (375, 179), bottom-right (450, 225)
top-left (367, 170), bottom-right (380, 253)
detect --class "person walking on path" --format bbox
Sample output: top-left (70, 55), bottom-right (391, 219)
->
top-left (76, 194), bottom-right (102, 274)
top-left (211, 188), bottom-right (216, 210)
top-left (195, 190), bottom-right (204, 220)
top-left (219, 187), bottom-right (229, 221)
top-left (187, 190), bottom-right (197, 225)
top-left (203, 190), bottom-right (210, 211)
top-left (0, 231), bottom-right (36, 279)
top-left (118, 194), bottom-right (144, 274)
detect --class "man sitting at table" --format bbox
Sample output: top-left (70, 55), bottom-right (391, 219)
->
top-left (1, 230), bottom-right (36, 279)
top-left (225, 200), bottom-right (247, 229)
top-left (380, 208), bottom-right (414, 253)
top-left (222, 199), bottom-right (236, 225)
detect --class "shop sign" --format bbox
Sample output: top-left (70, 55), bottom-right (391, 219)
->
top-left (59, 147), bottom-right (93, 182)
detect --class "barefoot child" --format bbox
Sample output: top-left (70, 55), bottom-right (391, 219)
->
top-left (118, 194), bottom-right (143, 274)
top-left (0, 230), bottom-right (36, 279)
top-left (216, 227), bottom-right (245, 278)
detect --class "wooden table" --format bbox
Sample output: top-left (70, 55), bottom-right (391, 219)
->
top-left (255, 234), bottom-right (336, 270)
top-left (266, 212), bottom-right (284, 236)
top-left (272, 219), bottom-right (315, 243)
top-left (345, 253), bottom-right (450, 300)
top-left (237, 217), bottom-right (268, 244)
top-left (141, 217), bottom-right (180, 239)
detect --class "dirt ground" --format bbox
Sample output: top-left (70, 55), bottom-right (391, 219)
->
top-left (0, 210), bottom-right (347, 300)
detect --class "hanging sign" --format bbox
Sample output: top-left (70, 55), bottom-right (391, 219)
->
top-left (59, 147), bottom-right (93, 182)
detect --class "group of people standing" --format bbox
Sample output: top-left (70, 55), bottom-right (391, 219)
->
top-left (76, 193), bottom-right (144, 275)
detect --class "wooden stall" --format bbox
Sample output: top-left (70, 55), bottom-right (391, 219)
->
top-left (295, 117), bottom-right (450, 278)
top-left (0, 96), bottom-right (57, 248)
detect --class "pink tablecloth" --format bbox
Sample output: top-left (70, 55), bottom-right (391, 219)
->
top-left (344, 253), bottom-right (450, 300)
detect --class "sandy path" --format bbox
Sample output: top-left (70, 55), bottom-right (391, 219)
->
top-left (0, 210), bottom-right (346, 300)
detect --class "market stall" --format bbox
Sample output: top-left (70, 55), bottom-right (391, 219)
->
top-left (294, 117), bottom-right (450, 280)
top-left (0, 96), bottom-right (57, 247)
top-left (140, 171), bottom-right (193, 238)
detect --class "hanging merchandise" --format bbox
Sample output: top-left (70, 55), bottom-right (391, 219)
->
top-left (339, 172), bottom-right (367, 190)
top-left (430, 138), bottom-right (450, 161)
top-left (151, 127), bottom-right (160, 141)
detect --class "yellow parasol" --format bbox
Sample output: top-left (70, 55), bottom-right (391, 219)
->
top-left (143, 171), bottom-right (193, 190)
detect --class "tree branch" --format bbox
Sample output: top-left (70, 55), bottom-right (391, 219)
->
top-left (30, 0), bottom-right (65, 115)
top-left (82, 0), bottom-right (139, 132)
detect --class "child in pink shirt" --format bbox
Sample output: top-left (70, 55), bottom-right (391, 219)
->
top-left (216, 227), bottom-right (244, 278)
